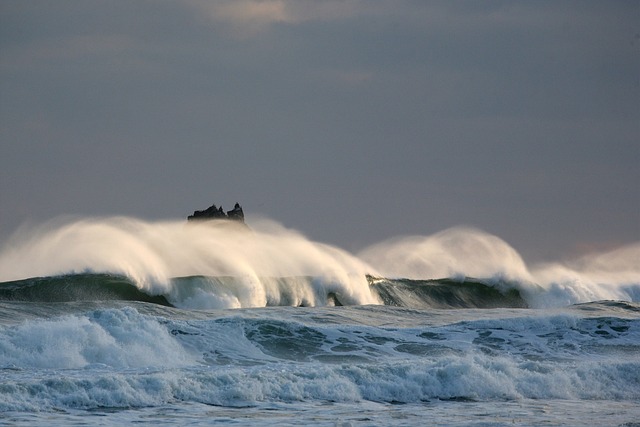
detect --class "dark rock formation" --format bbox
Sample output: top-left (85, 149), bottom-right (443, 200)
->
top-left (187, 202), bottom-right (245, 223)
top-left (226, 202), bottom-right (245, 222)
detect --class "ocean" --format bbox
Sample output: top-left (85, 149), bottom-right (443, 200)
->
top-left (0, 217), bottom-right (638, 426)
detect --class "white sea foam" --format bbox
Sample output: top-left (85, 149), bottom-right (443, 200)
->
top-left (1, 343), bottom-right (638, 411)
top-left (0, 307), bottom-right (194, 370)
top-left (0, 305), bottom-right (638, 412)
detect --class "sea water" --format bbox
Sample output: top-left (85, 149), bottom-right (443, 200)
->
top-left (0, 217), bottom-right (638, 426)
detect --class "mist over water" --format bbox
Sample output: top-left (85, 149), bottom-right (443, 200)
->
top-left (0, 216), bottom-right (379, 308)
top-left (528, 243), bottom-right (640, 307)
top-left (358, 227), bottom-right (533, 282)
top-left (358, 227), bottom-right (640, 308)
top-left (0, 217), bottom-right (638, 308)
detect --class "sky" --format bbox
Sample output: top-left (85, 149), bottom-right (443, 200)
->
top-left (0, 0), bottom-right (638, 263)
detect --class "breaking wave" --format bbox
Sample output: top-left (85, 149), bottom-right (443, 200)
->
top-left (0, 273), bottom-right (528, 310)
top-left (1, 303), bottom-right (639, 411)
top-left (0, 217), bottom-right (637, 309)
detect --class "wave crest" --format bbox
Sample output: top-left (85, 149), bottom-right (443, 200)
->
top-left (0, 218), bottom-right (637, 309)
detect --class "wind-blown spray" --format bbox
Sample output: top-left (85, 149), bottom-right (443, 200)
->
top-left (0, 216), bottom-right (380, 308)
top-left (358, 226), bottom-right (640, 308)
top-left (1, 219), bottom-right (638, 309)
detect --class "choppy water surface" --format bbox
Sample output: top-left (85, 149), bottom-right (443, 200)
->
top-left (1, 218), bottom-right (638, 425)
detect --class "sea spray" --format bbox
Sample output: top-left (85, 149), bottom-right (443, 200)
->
top-left (1, 218), bottom-right (638, 309)
top-left (527, 243), bottom-right (640, 307)
top-left (357, 226), bottom-right (533, 282)
top-left (358, 226), bottom-right (640, 308)
top-left (0, 216), bottom-right (380, 307)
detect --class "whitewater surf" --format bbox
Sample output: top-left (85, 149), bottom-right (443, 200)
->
top-left (0, 216), bottom-right (639, 426)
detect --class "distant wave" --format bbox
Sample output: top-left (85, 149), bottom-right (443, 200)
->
top-left (368, 276), bottom-right (528, 309)
top-left (0, 216), bottom-right (637, 309)
top-left (0, 274), bottom-right (172, 306)
top-left (0, 273), bottom-right (528, 310)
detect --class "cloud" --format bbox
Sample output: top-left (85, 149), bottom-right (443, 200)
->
top-left (187, 0), bottom-right (370, 37)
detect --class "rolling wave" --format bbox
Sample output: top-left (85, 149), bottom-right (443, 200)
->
top-left (0, 216), bottom-right (637, 309)
top-left (368, 277), bottom-right (528, 309)
top-left (0, 274), bottom-right (172, 306)
top-left (1, 303), bottom-right (638, 409)
top-left (0, 273), bottom-right (527, 310)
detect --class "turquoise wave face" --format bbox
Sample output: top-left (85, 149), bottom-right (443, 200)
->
top-left (0, 273), bottom-right (527, 310)
top-left (0, 274), bottom-right (173, 306)
top-left (367, 276), bottom-right (528, 309)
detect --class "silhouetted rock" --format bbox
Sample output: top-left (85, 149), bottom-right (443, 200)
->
top-left (187, 202), bottom-right (245, 223)
top-left (226, 203), bottom-right (245, 222)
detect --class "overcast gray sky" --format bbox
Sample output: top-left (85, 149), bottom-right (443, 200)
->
top-left (1, 0), bottom-right (638, 263)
